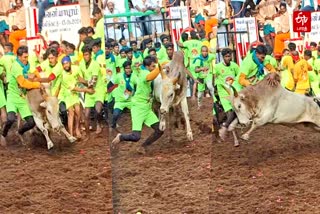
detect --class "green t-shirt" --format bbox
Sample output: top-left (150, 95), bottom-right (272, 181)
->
top-left (116, 56), bottom-right (128, 73)
top-left (7, 61), bottom-right (31, 101)
top-left (131, 66), bottom-right (152, 106)
top-left (309, 70), bottom-right (320, 96)
top-left (0, 53), bottom-right (16, 76)
top-left (39, 61), bottom-right (63, 96)
top-left (264, 55), bottom-right (277, 68)
top-left (191, 54), bottom-right (216, 78)
top-left (93, 18), bottom-right (105, 53)
top-left (183, 39), bottom-right (203, 63)
top-left (112, 72), bottom-right (136, 103)
top-left (79, 59), bottom-right (103, 91)
top-left (236, 53), bottom-right (270, 85)
top-left (214, 61), bottom-right (240, 97)
top-left (60, 66), bottom-right (83, 99)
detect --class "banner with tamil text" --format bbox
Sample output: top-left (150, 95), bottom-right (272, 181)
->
top-left (233, 17), bottom-right (259, 65)
top-left (41, 4), bottom-right (82, 45)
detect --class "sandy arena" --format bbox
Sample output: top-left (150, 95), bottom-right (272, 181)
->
top-left (0, 127), bottom-right (113, 213)
top-left (210, 123), bottom-right (320, 213)
top-left (110, 98), bottom-right (212, 213)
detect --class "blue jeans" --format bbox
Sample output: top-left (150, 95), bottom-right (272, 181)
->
top-left (231, 1), bottom-right (245, 18)
top-left (38, 0), bottom-right (54, 33)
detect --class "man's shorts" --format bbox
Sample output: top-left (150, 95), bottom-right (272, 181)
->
top-left (131, 104), bottom-right (159, 131)
top-left (263, 24), bottom-right (275, 36)
top-left (6, 96), bottom-right (32, 119)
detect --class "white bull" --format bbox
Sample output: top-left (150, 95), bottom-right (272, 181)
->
top-left (26, 88), bottom-right (77, 150)
top-left (153, 51), bottom-right (193, 141)
top-left (227, 73), bottom-right (320, 140)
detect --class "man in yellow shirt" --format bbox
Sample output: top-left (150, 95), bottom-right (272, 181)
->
top-left (293, 50), bottom-right (313, 95)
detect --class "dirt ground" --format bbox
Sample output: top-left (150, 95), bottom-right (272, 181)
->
top-left (110, 98), bottom-right (212, 213)
top-left (210, 123), bottom-right (320, 213)
top-left (0, 127), bottom-right (113, 213)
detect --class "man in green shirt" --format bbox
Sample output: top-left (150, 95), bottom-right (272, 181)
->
top-left (92, 7), bottom-right (105, 54)
top-left (111, 61), bottom-right (136, 129)
top-left (1, 46), bottom-right (42, 145)
top-left (111, 56), bottom-right (164, 154)
top-left (212, 48), bottom-right (240, 140)
top-left (192, 46), bottom-right (216, 108)
top-left (78, 46), bottom-right (104, 139)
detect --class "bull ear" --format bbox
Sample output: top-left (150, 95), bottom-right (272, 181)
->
top-left (40, 101), bottom-right (47, 108)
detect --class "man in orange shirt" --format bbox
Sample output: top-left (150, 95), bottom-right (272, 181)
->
top-left (8, 0), bottom-right (26, 54)
top-left (274, 3), bottom-right (290, 56)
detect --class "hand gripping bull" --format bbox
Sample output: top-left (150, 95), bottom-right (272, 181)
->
top-left (227, 73), bottom-right (320, 140)
top-left (26, 87), bottom-right (77, 150)
top-left (153, 51), bottom-right (193, 141)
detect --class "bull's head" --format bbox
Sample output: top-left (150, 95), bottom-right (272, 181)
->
top-left (159, 67), bottom-right (180, 114)
top-left (223, 85), bottom-right (254, 126)
top-left (40, 96), bottom-right (61, 132)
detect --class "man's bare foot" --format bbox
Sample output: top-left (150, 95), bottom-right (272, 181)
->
top-left (75, 129), bottom-right (82, 139)
top-left (111, 133), bottom-right (121, 150)
top-left (95, 125), bottom-right (102, 134)
top-left (16, 131), bottom-right (29, 146)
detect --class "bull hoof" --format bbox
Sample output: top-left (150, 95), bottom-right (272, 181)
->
top-left (241, 133), bottom-right (250, 141)
top-left (0, 135), bottom-right (7, 147)
top-left (219, 127), bottom-right (228, 141)
top-left (68, 136), bottom-right (77, 143)
top-left (159, 123), bottom-right (166, 131)
top-left (47, 141), bottom-right (54, 150)
top-left (187, 132), bottom-right (193, 141)
top-left (234, 140), bottom-right (240, 147)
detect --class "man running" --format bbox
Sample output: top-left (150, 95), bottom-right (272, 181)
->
top-left (111, 56), bottom-right (164, 154)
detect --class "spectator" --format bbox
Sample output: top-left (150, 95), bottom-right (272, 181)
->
top-left (231, 0), bottom-right (246, 18)
top-left (0, 0), bottom-right (10, 48)
top-left (128, 0), bottom-right (142, 38)
top-left (133, 0), bottom-right (152, 36)
top-left (285, 0), bottom-right (299, 14)
top-left (104, 0), bottom-right (128, 40)
top-left (273, 3), bottom-right (290, 56)
top-left (256, 0), bottom-right (280, 48)
top-left (298, 0), bottom-right (317, 11)
top-left (92, 6), bottom-right (105, 53)
top-left (37, 0), bottom-right (55, 34)
top-left (149, 0), bottom-right (164, 35)
top-left (203, 1), bottom-right (218, 37)
top-left (8, 0), bottom-right (27, 54)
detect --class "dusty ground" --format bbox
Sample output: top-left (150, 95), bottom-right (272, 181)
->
top-left (0, 128), bottom-right (113, 213)
top-left (110, 98), bottom-right (212, 213)
top-left (210, 124), bottom-right (320, 213)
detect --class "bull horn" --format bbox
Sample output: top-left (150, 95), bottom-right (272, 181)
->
top-left (231, 85), bottom-right (239, 98)
top-left (39, 86), bottom-right (49, 100)
top-left (171, 73), bottom-right (180, 85)
top-left (221, 84), bottom-right (232, 95)
top-left (160, 66), bottom-right (168, 79)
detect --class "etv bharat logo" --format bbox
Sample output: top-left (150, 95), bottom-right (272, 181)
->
top-left (293, 11), bottom-right (311, 33)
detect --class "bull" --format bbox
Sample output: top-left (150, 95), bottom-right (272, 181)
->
top-left (26, 87), bottom-right (77, 150)
top-left (153, 51), bottom-right (193, 141)
top-left (226, 73), bottom-right (320, 140)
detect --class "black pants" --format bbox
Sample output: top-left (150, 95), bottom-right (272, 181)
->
top-left (2, 112), bottom-right (35, 137)
top-left (120, 122), bottom-right (164, 147)
top-left (59, 102), bottom-right (68, 126)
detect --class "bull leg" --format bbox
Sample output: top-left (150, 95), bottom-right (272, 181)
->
top-left (60, 127), bottom-right (77, 143)
top-left (241, 121), bottom-right (258, 141)
top-left (33, 117), bottom-right (54, 150)
top-left (180, 97), bottom-right (193, 141)
top-left (159, 112), bottom-right (166, 131)
top-left (228, 118), bottom-right (240, 147)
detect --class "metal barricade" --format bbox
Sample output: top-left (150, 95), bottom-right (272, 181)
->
top-left (104, 17), bottom-right (181, 44)
top-left (216, 30), bottom-right (249, 63)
